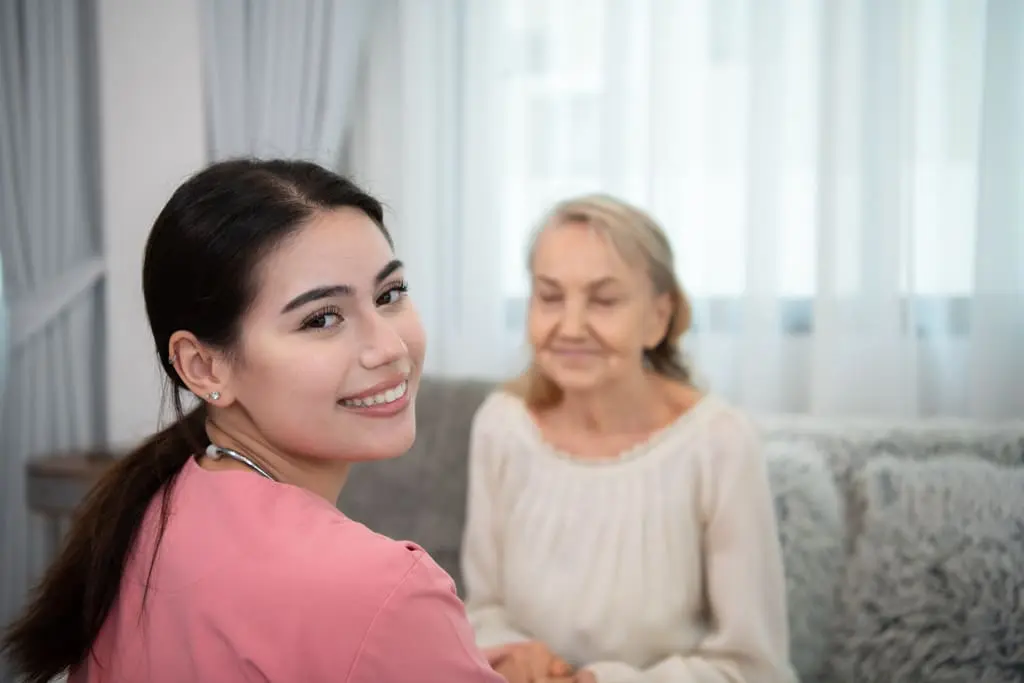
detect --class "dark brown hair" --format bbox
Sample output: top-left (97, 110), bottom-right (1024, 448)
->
top-left (1, 159), bottom-right (388, 683)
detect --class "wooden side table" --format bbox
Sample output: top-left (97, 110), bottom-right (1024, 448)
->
top-left (25, 451), bottom-right (118, 558)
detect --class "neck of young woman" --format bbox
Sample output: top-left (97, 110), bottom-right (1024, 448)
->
top-left (203, 417), bottom-right (350, 504)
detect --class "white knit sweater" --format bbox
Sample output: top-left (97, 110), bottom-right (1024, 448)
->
top-left (461, 391), bottom-right (797, 683)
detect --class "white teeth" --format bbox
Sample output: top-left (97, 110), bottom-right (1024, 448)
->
top-left (342, 381), bottom-right (407, 408)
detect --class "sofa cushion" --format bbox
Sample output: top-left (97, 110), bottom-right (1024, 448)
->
top-left (828, 455), bottom-right (1024, 683)
top-left (338, 378), bottom-right (493, 589)
top-left (764, 441), bottom-right (844, 683)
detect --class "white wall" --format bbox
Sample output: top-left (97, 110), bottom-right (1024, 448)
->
top-left (96, 0), bottom-right (207, 446)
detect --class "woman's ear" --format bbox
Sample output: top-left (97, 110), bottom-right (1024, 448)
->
top-left (643, 292), bottom-right (674, 349)
top-left (168, 331), bottom-right (235, 406)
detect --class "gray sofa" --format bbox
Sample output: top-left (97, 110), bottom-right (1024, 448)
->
top-left (340, 378), bottom-right (1024, 683)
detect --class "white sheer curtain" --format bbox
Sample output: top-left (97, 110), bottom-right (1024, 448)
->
top-left (353, 0), bottom-right (1023, 419)
top-left (350, 0), bottom-right (502, 376)
top-left (201, 0), bottom-right (377, 166)
top-left (0, 0), bottom-right (104, 671)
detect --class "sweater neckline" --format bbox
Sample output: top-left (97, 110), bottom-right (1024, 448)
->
top-left (504, 391), bottom-right (718, 468)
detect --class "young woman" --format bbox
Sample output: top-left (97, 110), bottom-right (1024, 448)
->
top-left (2, 159), bottom-right (504, 683)
top-left (462, 195), bottom-right (798, 683)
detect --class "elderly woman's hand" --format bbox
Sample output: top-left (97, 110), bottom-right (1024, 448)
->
top-left (483, 641), bottom-right (573, 683)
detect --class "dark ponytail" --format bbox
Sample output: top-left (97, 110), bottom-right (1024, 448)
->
top-left (2, 397), bottom-right (207, 683)
top-left (1, 158), bottom-right (388, 682)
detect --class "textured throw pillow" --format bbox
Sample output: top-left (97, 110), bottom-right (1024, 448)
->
top-left (829, 455), bottom-right (1024, 683)
top-left (764, 442), bottom-right (844, 682)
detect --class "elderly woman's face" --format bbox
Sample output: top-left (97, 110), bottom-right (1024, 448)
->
top-left (527, 221), bottom-right (671, 395)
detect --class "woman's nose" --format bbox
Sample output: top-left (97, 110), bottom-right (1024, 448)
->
top-left (558, 301), bottom-right (587, 337)
top-left (359, 312), bottom-right (408, 369)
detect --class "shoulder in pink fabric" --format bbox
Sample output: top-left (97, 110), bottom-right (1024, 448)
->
top-left (69, 458), bottom-right (502, 683)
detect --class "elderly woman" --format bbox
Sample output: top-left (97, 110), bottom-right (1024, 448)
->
top-left (461, 195), bottom-right (797, 683)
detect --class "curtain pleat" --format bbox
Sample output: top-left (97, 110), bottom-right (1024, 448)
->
top-left (0, 2), bottom-right (104, 680)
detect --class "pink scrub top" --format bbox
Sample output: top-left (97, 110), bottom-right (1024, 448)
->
top-left (69, 457), bottom-right (502, 683)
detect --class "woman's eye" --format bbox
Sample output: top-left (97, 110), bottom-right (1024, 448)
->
top-left (535, 292), bottom-right (562, 304)
top-left (376, 283), bottom-right (408, 306)
top-left (303, 310), bottom-right (343, 330)
top-left (593, 298), bottom-right (618, 307)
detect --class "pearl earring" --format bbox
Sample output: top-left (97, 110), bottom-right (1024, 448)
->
top-left (207, 391), bottom-right (221, 401)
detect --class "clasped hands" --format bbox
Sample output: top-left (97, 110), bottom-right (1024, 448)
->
top-left (484, 641), bottom-right (596, 683)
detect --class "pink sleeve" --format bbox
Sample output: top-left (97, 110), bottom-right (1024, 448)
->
top-left (345, 553), bottom-right (504, 683)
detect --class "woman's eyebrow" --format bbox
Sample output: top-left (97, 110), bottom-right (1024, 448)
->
top-left (376, 258), bottom-right (403, 282)
top-left (279, 259), bottom-right (404, 314)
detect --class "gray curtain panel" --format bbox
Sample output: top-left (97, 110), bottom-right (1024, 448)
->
top-left (0, 1), bottom-right (104, 680)
top-left (201, 0), bottom-right (378, 167)
top-left (0, 252), bottom-right (8, 421)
